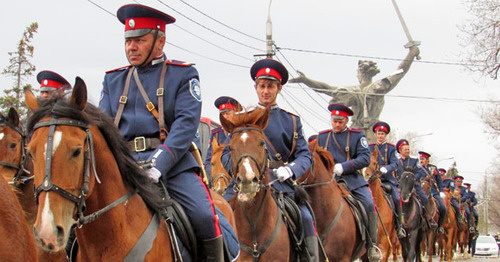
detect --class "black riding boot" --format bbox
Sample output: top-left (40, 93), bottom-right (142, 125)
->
top-left (367, 212), bottom-right (382, 262)
top-left (437, 208), bottom-right (445, 234)
top-left (200, 236), bottom-right (224, 262)
top-left (424, 202), bottom-right (437, 229)
top-left (302, 236), bottom-right (319, 262)
top-left (395, 203), bottom-right (406, 238)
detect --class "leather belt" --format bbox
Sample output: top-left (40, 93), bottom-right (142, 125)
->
top-left (127, 137), bottom-right (162, 152)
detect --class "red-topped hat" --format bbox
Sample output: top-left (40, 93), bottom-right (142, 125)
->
top-left (37, 70), bottom-right (71, 92)
top-left (214, 96), bottom-right (241, 113)
top-left (453, 175), bottom-right (464, 181)
top-left (328, 104), bottom-right (353, 119)
top-left (250, 59), bottom-right (289, 85)
top-left (396, 139), bottom-right (409, 153)
top-left (372, 121), bottom-right (391, 134)
top-left (438, 168), bottom-right (446, 175)
top-left (463, 183), bottom-right (471, 187)
top-left (418, 151), bottom-right (431, 159)
top-left (117, 4), bottom-right (175, 38)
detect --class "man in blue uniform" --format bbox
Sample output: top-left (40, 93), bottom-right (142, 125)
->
top-left (440, 168), bottom-right (463, 225)
top-left (98, 4), bottom-right (233, 261)
top-left (36, 70), bottom-right (72, 99)
top-left (222, 59), bottom-right (319, 261)
top-left (317, 104), bottom-right (381, 262)
top-left (369, 121), bottom-right (405, 238)
top-left (419, 151), bottom-right (447, 234)
top-left (463, 182), bottom-right (478, 231)
top-left (204, 96), bottom-right (241, 178)
top-left (394, 140), bottom-right (437, 230)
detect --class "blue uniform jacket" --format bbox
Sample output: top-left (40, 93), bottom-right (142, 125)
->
top-left (396, 156), bottom-right (424, 181)
top-left (421, 164), bottom-right (444, 195)
top-left (468, 191), bottom-right (477, 206)
top-left (204, 126), bottom-right (227, 176)
top-left (368, 142), bottom-right (399, 186)
top-left (222, 105), bottom-right (311, 193)
top-left (99, 55), bottom-right (202, 179)
top-left (317, 128), bottom-right (370, 191)
top-left (442, 178), bottom-right (455, 191)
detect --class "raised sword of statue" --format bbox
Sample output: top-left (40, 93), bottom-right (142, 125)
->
top-left (390, 0), bottom-right (421, 60)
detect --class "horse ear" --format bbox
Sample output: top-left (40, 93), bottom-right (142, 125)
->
top-left (254, 106), bottom-right (270, 130)
top-left (7, 108), bottom-right (20, 127)
top-left (220, 113), bottom-right (235, 133)
top-left (70, 77), bottom-right (87, 111)
top-left (372, 145), bottom-right (378, 156)
top-left (24, 88), bottom-right (39, 111)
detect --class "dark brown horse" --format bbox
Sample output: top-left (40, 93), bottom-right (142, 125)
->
top-left (0, 170), bottom-right (38, 261)
top-left (399, 170), bottom-right (425, 262)
top-left (436, 189), bottom-right (457, 261)
top-left (297, 139), bottom-right (366, 261)
top-left (365, 146), bottom-right (398, 262)
top-left (25, 79), bottom-right (175, 261)
top-left (221, 107), bottom-right (292, 261)
top-left (0, 108), bottom-right (68, 262)
top-left (210, 137), bottom-right (232, 196)
top-left (421, 180), bottom-right (439, 261)
top-left (456, 201), bottom-right (470, 259)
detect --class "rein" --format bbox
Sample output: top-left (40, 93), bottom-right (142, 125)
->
top-left (0, 119), bottom-right (32, 185)
top-left (32, 118), bottom-right (136, 226)
top-left (298, 151), bottom-right (334, 188)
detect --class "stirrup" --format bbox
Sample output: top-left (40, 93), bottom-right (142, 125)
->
top-left (368, 245), bottom-right (382, 262)
top-left (437, 226), bottom-right (445, 234)
top-left (428, 220), bottom-right (438, 229)
top-left (397, 227), bottom-right (407, 238)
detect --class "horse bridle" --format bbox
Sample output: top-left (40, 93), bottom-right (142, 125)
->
top-left (0, 117), bottom-right (32, 185)
top-left (32, 118), bottom-right (135, 226)
top-left (298, 150), bottom-right (335, 188)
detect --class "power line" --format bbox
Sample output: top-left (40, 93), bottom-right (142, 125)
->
top-left (287, 85), bottom-right (500, 103)
top-left (168, 42), bottom-right (249, 68)
top-left (156, 0), bottom-right (265, 52)
top-left (277, 46), bottom-right (474, 67)
top-left (176, 0), bottom-right (264, 43)
top-left (87, 0), bottom-right (116, 17)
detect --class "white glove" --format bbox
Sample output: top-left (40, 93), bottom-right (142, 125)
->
top-left (334, 164), bottom-right (343, 175)
top-left (440, 192), bottom-right (446, 199)
top-left (274, 166), bottom-right (293, 182)
top-left (380, 167), bottom-right (388, 174)
top-left (146, 167), bottom-right (161, 183)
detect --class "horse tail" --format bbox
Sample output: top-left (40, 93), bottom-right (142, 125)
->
top-left (289, 180), bottom-right (309, 205)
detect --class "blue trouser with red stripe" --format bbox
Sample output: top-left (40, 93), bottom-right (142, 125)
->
top-left (351, 185), bottom-right (375, 214)
top-left (164, 169), bottom-right (221, 240)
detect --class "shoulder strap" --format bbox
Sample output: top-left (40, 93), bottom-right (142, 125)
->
top-left (287, 115), bottom-right (298, 159)
top-left (114, 68), bottom-right (135, 127)
top-left (331, 131), bottom-right (351, 161)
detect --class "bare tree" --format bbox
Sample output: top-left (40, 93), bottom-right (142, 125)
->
top-left (458, 0), bottom-right (500, 80)
top-left (1, 22), bottom-right (38, 118)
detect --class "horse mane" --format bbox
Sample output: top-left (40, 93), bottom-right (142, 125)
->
top-left (230, 107), bottom-right (267, 128)
top-left (308, 139), bottom-right (334, 172)
top-left (26, 97), bottom-right (167, 212)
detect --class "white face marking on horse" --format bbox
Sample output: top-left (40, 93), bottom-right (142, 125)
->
top-left (240, 132), bottom-right (249, 144)
top-left (39, 192), bottom-right (55, 236)
top-left (44, 131), bottom-right (63, 158)
top-left (0, 132), bottom-right (4, 140)
top-left (242, 158), bottom-right (256, 181)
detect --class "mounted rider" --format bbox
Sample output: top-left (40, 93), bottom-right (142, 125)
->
top-left (418, 151), bottom-right (447, 234)
top-left (463, 183), bottom-right (478, 230)
top-left (368, 121), bottom-right (406, 239)
top-left (317, 104), bottom-right (381, 262)
top-left (221, 58), bottom-right (320, 261)
top-left (36, 70), bottom-right (72, 99)
top-left (440, 168), bottom-right (463, 225)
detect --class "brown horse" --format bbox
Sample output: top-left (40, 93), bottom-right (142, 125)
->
top-left (25, 79), bottom-right (175, 261)
top-left (0, 108), bottom-right (68, 261)
top-left (210, 137), bottom-right (232, 196)
top-left (365, 146), bottom-right (398, 262)
top-left (0, 170), bottom-right (38, 261)
top-left (221, 107), bottom-right (292, 261)
top-left (421, 180), bottom-right (439, 261)
top-left (456, 201), bottom-right (470, 259)
top-left (436, 189), bottom-right (457, 262)
top-left (297, 139), bottom-right (366, 261)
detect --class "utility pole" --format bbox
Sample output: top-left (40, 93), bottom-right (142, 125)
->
top-left (265, 0), bottom-right (274, 58)
top-left (484, 173), bottom-right (488, 234)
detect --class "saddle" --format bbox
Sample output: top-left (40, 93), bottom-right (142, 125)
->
top-left (272, 190), bottom-right (305, 255)
top-left (381, 182), bottom-right (395, 215)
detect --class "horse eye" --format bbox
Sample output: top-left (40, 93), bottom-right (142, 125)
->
top-left (9, 143), bottom-right (17, 149)
top-left (259, 141), bottom-right (265, 147)
top-left (72, 148), bottom-right (82, 158)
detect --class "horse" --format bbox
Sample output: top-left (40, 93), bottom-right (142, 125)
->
top-left (25, 78), bottom-right (176, 261)
top-left (210, 137), bottom-right (232, 196)
top-left (297, 139), bottom-right (366, 262)
top-left (421, 179), bottom-right (439, 261)
top-left (399, 170), bottom-right (425, 262)
top-left (0, 108), bottom-right (68, 261)
top-left (436, 189), bottom-right (457, 262)
top-left (0, 170), bottom-right (38, 261)
top-left (220, 106), bottom-right (292, 261)
top-left (365, 146), bottom-right (398, 262)
top-left (456, 201), bottom-right (470, 259)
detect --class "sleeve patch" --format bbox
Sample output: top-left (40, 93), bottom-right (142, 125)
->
top-left (360, 137), bottom-right (368, 148)
top-left (189, 78), bottom-right (202, 102)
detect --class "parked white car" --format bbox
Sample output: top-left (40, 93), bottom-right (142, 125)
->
top-left (475, 235), bottom-right (499, 258)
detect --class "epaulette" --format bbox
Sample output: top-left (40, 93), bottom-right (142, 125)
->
top-left (279, 108), bottom-right (299, 118)
top-left (348, 128), bottom-right (362, 133)
top-left (387, 143), bottom-right (395, 146)
top-left (105, 65), bottom-right (131, 73)
top-left (368, 143), bottom-right (376, 146)
top-left (211, 126), bottom-right (224, 135)
top-left (319, 129), bottom-right (332, 135)
top-left (166, 59), bottom-right (194, 67)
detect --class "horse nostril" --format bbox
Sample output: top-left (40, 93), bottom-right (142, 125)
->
top-left (252, 177), bottom-right (258, 183)
top-left (56, 226), bottom-right (65, 245)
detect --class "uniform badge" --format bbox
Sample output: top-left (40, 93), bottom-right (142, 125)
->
top-left (189, 78), bottom-right (202, 102)
top-left (450, 182), bottom-right (455, 188)
top-left (360, 137), bottom-right (368, 148)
